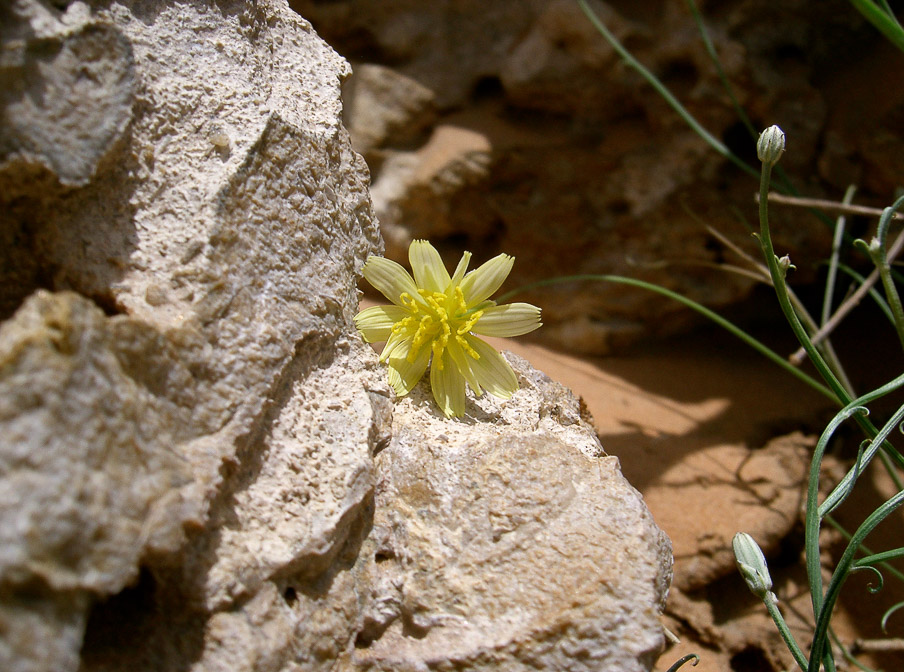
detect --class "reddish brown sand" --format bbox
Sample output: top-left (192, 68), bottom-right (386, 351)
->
top-left (492, 326), bottom-right (903, 671)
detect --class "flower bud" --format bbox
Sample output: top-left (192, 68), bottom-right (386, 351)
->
top-left (757, 125), bottom-right (785, 166)
top-left (733, 532), bottom-right (773, 599)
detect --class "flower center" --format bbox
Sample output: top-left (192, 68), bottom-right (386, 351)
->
top-left (393, 286), bottom-right (484, 369)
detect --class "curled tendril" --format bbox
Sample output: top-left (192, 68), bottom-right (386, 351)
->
top-left (881, 600), bottom-right (904, 633)
top-left (849, 564), bottom-right (885, 594)
top-left (663, 654), bottom-right (700, 672)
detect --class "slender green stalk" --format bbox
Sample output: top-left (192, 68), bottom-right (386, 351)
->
top-left (857, 195), bottom-right (904, 350)
top-left (809, 489), bottom-right (904, 671)
top-left (805, 404), bottom-right (869, 628)
top-left (682, 0), bottom-right (798, 194)
top-left (757, 151), bottom-right (851, 403)
top-left (576, 0), bottom-right (759, 179)
top-left (825, 517), bottom-right (904, 586)
top-left (757, 145), bottom-right (904, 479)
top-left (684, 0), bottom-right (756, 139)
top-left (854, 547), bottom-right (904, 567)
top-left (819, 388), bottom-right (904, 518)
top-left (763, 593), bottom-right (809, 672)
top-left (804, 392), bottom-right (904, 671)
top-left (877, 0), bottom-right (902, 25)
top-left (497, 273), bottom-right (836, 400)
top-left (847, 0), bottom-right (904, 52)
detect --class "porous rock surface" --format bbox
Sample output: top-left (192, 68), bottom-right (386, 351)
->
top-left (1, 2), bottom-right (671, 672)
top-left (345, 354), bottom-right (671, 672)
top-left (294, 0), bottom-right (904, 353)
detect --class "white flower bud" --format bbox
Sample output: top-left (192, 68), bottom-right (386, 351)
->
top-left (733, 532), bottom-right (773, 599)
top-left (757, 125), bottom-right (785, 166)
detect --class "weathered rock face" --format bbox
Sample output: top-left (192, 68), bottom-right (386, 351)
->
top-left (1, 2), bottom-right (671, 672)
top-left (2, 0), bottom-right (383, 670)
top-left (293, 0), bottom-right (904, 353)
top-left (346, 354), bottom-right (671, 672)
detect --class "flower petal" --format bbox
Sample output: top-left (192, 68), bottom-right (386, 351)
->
top-left (430, 350), bottom-right (467, 417)
top-left (459, 253), bottom-right (514, 305)
top-left (445, 338), bottom-right (483, 397)
top-left (354, 305), bottom-right (409, 343)
top-left (448, 250), bottom-right (472, 288)
top-left (386, 345), bottom-right (431, 396)
top-left (464, 335), bottom-right (518, 399)
top-left (379, 329), bottom-right (412, 363)
top-left (362, 256), bottom-right (421, 306)
top-left (470, 303), bottom-right (542, 337)
top-left (409, 240), bottom-right (451, 294)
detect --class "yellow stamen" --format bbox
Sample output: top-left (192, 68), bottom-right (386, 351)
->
top-left (389, 285), bottom-right (486, 367)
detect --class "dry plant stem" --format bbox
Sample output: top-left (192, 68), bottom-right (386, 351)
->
top-left (853, 638), bottom-right (904, 653)
top-left (789, 226), bottom-right (904, 365)
top-left (791, 289), bottom-right (853, 396)
top-left (821, 186), bottom-right (856, 328)
top-left (763, 191), bottom-right (904, 220)
top-left (708, 218), bottom-right (853, 390)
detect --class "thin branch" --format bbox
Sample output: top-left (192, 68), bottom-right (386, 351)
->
top-left (760, 192), bottom-right (904, 219)
top-left (852, 638), bottom-right (904, 653)
top-left (789, 227), bottom-right (904, 364)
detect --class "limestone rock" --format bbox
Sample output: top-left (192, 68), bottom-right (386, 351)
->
top-left (0, 6), bottom-right (135, 187)
top-left (0, 291), bottom-right (196, 593)
top-left (343, 63), bottom-right (436, 155)
top-left (346, 354), bottom-right (672, 672)
top-left (369, 125), bottom-right (493, 260)
top-left (1, 1), bottom-right (383, 670)
top-left (1, 2), bottom-right (670, 671)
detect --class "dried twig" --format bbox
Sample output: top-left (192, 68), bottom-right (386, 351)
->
top-left (789, 228), bottom-right (904, 364)
top-left (852, 638), bottom-right (904, 653)
top-left (759, 192), bottom-right (904, 219)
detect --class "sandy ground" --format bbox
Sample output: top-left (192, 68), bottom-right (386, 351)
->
top-left (490, 323), bottom-right (904, 671)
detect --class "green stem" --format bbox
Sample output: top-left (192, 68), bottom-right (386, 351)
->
top-left (577, 0), bottom-right (759, 179)
top-left (822, 186), bottom-right (856, 327)
top-left (854, 547), bottom-right (904, 567)
top-left (497, 273), bottom-right (836, 400)
top-left (763, 592), bottom-right (809, 672)
top-left (757, 161), bottom-right (850, 403)
top-left (847, 0), bottom-right (904, 53)
top-left (825, 516), bottom-right (904, 585)
top-left (684, 0), bottom-right (756, 138)
top-left (682, 0), bottom-right (796, 195)
top-left (818, 380), bottom-right (904, 518)
top-left (862, 195), bottom-right (904, 350)
top-left (805, 404), bottom-right (869, 630)
top-left (809, 489), bottom-right (904, 671)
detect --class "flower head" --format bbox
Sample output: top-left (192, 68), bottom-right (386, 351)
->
top-left (355, 240), bottom-right (542, 417)
top-left (756, 125), bottom-right (785, 166)
top-left (733, 532), bottom-right (773, 600)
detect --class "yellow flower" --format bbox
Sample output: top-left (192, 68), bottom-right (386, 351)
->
top-left (354, 240), bottom-right (542, 417)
